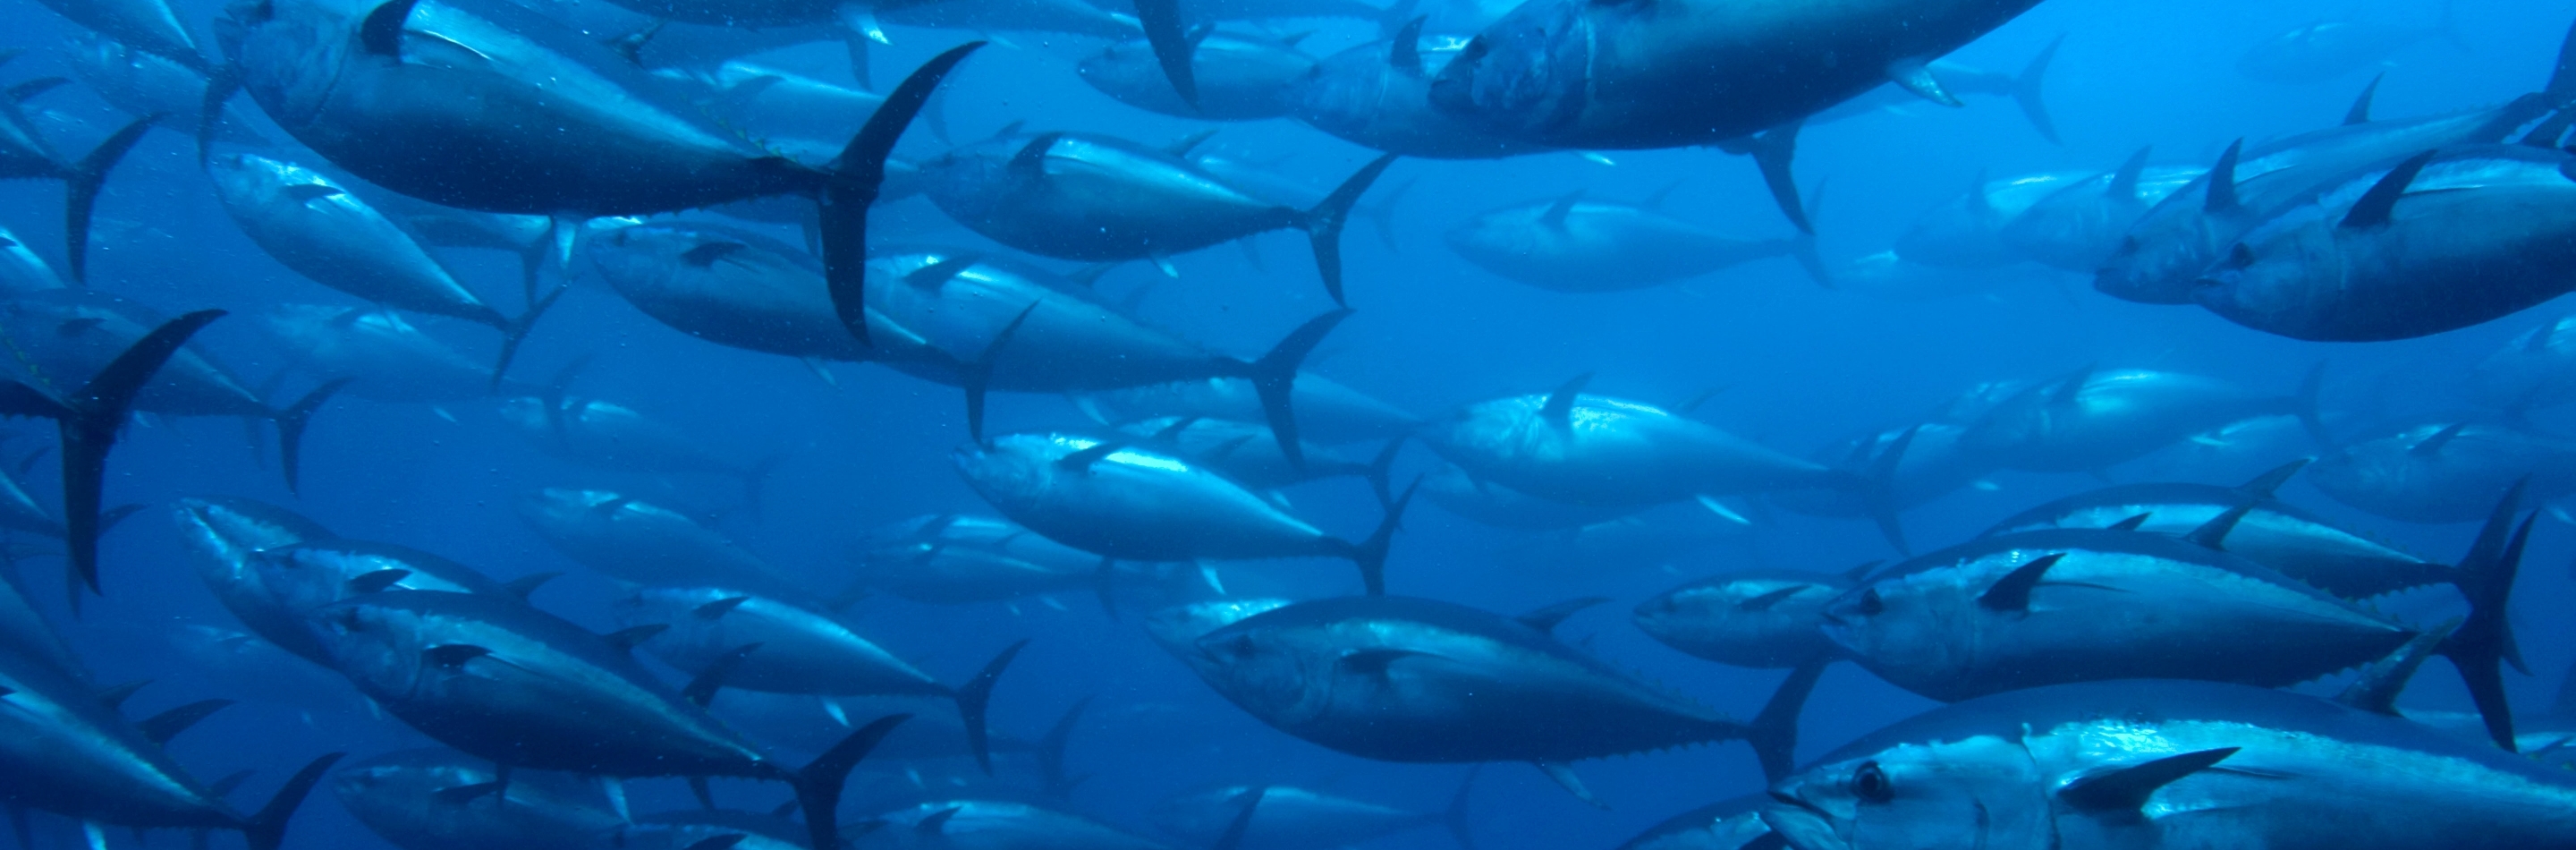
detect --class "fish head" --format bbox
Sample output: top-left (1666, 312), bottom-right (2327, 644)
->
top-left (308, 595), bottom-right (436, 694)
top-left (1425, 0), bottom-right (1590, 137)
top-left (1817, 569), bottom-right (1971, 683)
top-left (2188, 234), bottom-right (2313, 326)
top-left (1292, 41), bottom-right (1412, 134)
top-left (173, 495), bottom-right (328, 567)
top-left (2093, 208), bottom-right (2219, 305)
top-left (919, 142), bottom-right (1013, 219)
top-left (1074, 39), bottom-right (1157, 92)
top-left (949, 435), bottom-right (1063, 504)
top-left (224, 0), bottom-right (352, 132)
top-left (1143, 598), bottom-right (1292, 657)
top-left (1763, 733), bottom-right (2052, 850)
top-left (1633, 574), bottom-right (1838, 665)
top-left (1190, 617), bottom-right (1333, 720)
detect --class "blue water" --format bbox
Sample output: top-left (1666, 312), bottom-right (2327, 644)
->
top-left (1, 0), bottom-right (2571, 846)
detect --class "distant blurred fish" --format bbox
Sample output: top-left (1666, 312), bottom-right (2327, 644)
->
top-left (1808, 39), bottom-right (2064, 144)
top-left (1634, 565), bottom-right (1863, 668)
top-left (1150, 780), bottom-right (1474, 850)
top-left (1074, 374), bottom-right (1421, 446)
top-left (1081, 30), bottom-right (1317, 120)
top-left (516, 488), bottom-right (808, 595)
top-left (1182, 595), bottom-right (1823, 799)
top-left (1894, 172), bottom-right (2080, 270)
top-left (918, 130), bottom-right (1397, 304)
top-left (850, 514), bottom-right (1117, 606)
top-left (1958, 366), bottom-right (2321, 474)
top-left (1444, 188), bottom-right (1825, 292)
top-left (66, 34), bottom-right (265, 144)
top-left (2308, 421), bottom-right (2576, 523)
top-left (258, 304), bottom-right (499, 404)
top-left (334, 748), bottom-right (625, 850)
top-left (2468, 313), bottom-right (2576, 412)
top-left (1995, 155), bottom-right (2201, 271)
top-left (953, 433), bottom-right (1411, 594)
top-left (2239, 4), bottom-right (2469, 84)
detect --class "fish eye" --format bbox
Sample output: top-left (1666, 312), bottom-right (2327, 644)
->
top-left (1855, 588), bottom-right (1885, 616)
top-left (1852, 761), bottom-right (1894, 803)
top-left (1227, 634), bottom-right (1257, 657)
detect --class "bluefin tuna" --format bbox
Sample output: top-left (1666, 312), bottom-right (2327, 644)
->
top-left (300, 588), bottom-right (913, 849)
top-left (2194, 146), bottom-right (2576, 341)
top-left (1957, 366), bottom-right (2320, 473)
top-left (204, 153), bottom-right (558, 382)
top-left (952, 433), bottom-right (1411, 594)
top-left (919, 130), bottom-right (1397, 303)
top-left (333, 748), bottom-right (626, 850)
top-left (1762, 678), bottom-right (2576, 850)
top-left (1184, 595), bottom-right (1823, 800)
top-left (1444, 189), bottom-right (1824, 291)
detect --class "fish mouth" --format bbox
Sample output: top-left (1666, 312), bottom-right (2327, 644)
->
top-left (1760, 791), bottom-right (1844, 850)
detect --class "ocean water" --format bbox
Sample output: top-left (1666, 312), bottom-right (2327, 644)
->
top-left (0, 0), bottom-right (2571, 846)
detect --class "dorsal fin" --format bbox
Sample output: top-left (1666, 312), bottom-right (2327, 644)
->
top-left (1638, 180), bottom-right (1682, 210)
top-left (2344, 73), bottom-right (2383, 125)
top-left (590, 497), bottom-right (636, 516)
top-left (2047, 364), bottom-right (2096, 405)
top-left (1540, 373), bottom-right (1591, 430)
top-left (904, 256), bottom-right (977, 291)
top-left (1340, 648), bottom-right (1429, 676)
top-left (2180, 502), bottom-right (2255, 550)
top-left (1056, 441), bottom-right (1125, 472)
top-left (1736, 586), bottom-right (1804, 612)
top-left (2342, 149), bottom-right (2437, 230)
top-left (360, 0), bottom-right (423, 57)
top-left (681, 242), bottom-right (748, 268)
top-left (1514, 598), bottom-right (1608, 633)
top-left (2205, 140), bottom-right (2243, 213)
top-left (1387, 17), bottom-right (1426, 74)
top-left (424, 644), bottom-right (493, 669)
top-left (1977, 553), bottom-right (2066, 612)
top-left (2107, 147), bottom-right (2151, 199)
top-left (1164, 128), bottom-right (1219, 158)
top-left (682, 643), bottom-right (763, 708)
top-left (917, 806), bottom-right (963, 834)
top-left (1009, 133), bottom-right (1063, 179)
top-left (601, 625), bottom-right (667, 651)
top-left (501, 572), bottom-right (559, 600)
top-left (431, 782), bottom-right (503, 804)
top-left (1211, 786), bottom-right (1267, 850)
top-left (2233, 458), bottom-right (2309, 498)
top-left (345, 569), bottom-right (411, 594)
top-left (1539, 191), bottom-right (1582, 228)
top-left (2057, 749), bottom-right (2238, 814)
top-left (281, 184), bottom-right (343, 203)
top-left (695, 597), bottom-right (752, 619)
top-left (2106, 513), bottom-right (2152, 531)
top-left (2337, 619), bottom-right (2455, 715)
top-left (2411, 422), bottom-right (2467, 456)
top-left (1148, 416), bottom-right (1199, 443)
top-left (138, 699), bottom-right (232, 744)
top-left (97, 679), bottom-right (150, 712)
